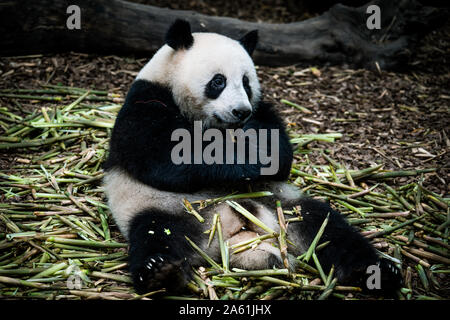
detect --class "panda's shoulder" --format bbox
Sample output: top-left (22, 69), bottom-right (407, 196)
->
top-left (246, 100), bottom-right (285, 129)
top-left (121, 80), bottom-right (177, 114)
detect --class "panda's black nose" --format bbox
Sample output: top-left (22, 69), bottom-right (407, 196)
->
top-left (232, 107), bottom-right (251, 121)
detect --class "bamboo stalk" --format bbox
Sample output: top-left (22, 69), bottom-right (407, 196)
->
top-left (226, 201), bottom-right (277, 236)
top-left (0, 276), bottom-right (50, 289)
top-left (404, 247), bottom-right (450, 264)
top-left (281, 99), bottom-right (312, 114)
top-left (365, 214), bottom-right (426, 239)
top-left (0, 133), bottom-right (89, 150)
top-left (30, 262), bottom-right (67, 279)
top-left (303, 213), bottom-right (330, 263)
top-left (312, 253), bottom-right (327, 284)
top-left (368, 168), bottom-right (436, 180)
top-left (276, 201), bottom-right (289, 270)
top-left (183, 199), bottom-right (204, 223)
top-left (46, 237), bottom-right (127, 248)
top-left (216, 216), bottom-right (229, 272)
top-left (400, 248), bottom-right (430, 268)
top-left (318, 277), bottom-right (338, 300)
top-left (89, 271), bottom-right (132, 284)
top-left (185, 236), bottom-right (222, 270)
top-left (195, 191), bottom-right (273, 208)
top-left (0, 93), bottom-right (63, 101)
top-left (207, 213), bottom-right (219, 248)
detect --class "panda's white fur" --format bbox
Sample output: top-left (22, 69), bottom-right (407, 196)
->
top-left (136, 32), bottom-right (260, 128)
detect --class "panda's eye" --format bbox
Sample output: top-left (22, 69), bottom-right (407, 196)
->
top-left (243, 75), bottom-right (252, 99)
top-left (212, 75), bottom-right (225, 88)
top-left (205, 74), bottom-right (226, 99)
top-left (243, 75), bottom-right (249, 86)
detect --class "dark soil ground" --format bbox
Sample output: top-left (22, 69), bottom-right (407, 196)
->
top-left (0, 0), bottom-right (448, 300)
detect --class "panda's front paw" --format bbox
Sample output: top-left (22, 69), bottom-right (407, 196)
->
top-left (132, 254), bottom-right (190, 294)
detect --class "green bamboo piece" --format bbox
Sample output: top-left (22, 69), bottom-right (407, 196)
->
top-left (384, 184), bottom-right (415, 211)
top-left (0, 276), bottom-right (50, 289)
top-left (368, 168), bottom-right (437, 180)
top-left (62, 90), bottom-right (91, 113)
top-left (312, 253), bottom-right (327, 284)
top-left (321, 152), bottom-right (342, 169)
top-left (415, 264), bottom-right (430, 291)
top-left (196, 191), bottom-right (273, 208)
top-left (318, 277), bottom-right (338, 300)
top-left (347, 164), bottom-right (384, 180)
top-left (221, 269), bottom-right (289, 278)
top-left (303, 213), bottom-right (330, 263)
top-left (336, 200), bottom-right (366, 217)
top-left (183, 199), bottom-right (204, 223)
top-left (89, 271), bottom-right (132, 284)
top-left (276, 201), bottom-right (289, 270)
top-left (216, 216), bottom-right (229, 272)
top-left (365, 214), bottom-right (427, 239)
top-left (230, 234), bottom-right (275, 250)
top-left (0, 93), bottom-right (63, 101)
top-left (226, 201), bottom-right (277, 236)
top-left (207, 213), bottom-right (219, 248)
top-left (281, 99), bottom-right (312, 114)
top-left (0, 133), bottom-right (88, 150)
top-left (30, 262), bottom-right (67, 279)
top-left (185, 236), bottom-right (222, 270)
top-left (46, 237), bottom-right (127, 248)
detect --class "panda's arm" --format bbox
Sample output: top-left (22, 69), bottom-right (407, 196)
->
top-left (243, 101), bottom-right (293, 180)
top-left (106, 92), bottom-right (292, 193)
top-left (152, 102), bottom-right (292, 192)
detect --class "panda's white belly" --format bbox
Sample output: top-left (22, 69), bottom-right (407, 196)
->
top-left (103, 169), bottom-right (225, 238)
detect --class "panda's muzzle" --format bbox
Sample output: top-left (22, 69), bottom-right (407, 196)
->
top-left (232, 106), bottom-right (252, 121)
top-left (213, 108), bottom-right (251, 127)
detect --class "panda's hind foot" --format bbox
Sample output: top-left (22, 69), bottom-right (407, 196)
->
top-left (131, 254), bottom-right (190, 294)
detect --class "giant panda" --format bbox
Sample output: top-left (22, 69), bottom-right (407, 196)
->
top-left (104, 19), bottom-right (402, 295)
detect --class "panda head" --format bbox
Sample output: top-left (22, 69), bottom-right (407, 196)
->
top-left (136, 19), bottom-right (261, 129)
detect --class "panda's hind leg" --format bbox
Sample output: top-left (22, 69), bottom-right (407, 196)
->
top-left (127, 209), bottom-right (200, 294)
top-left (291, 197), bottom-right (402, 293)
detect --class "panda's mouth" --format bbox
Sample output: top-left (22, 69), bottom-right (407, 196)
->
top-left (213, 113), bottom-right (245, 128)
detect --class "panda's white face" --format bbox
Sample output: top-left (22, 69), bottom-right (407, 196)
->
top-left (136, 32), bottom-right (261, 129)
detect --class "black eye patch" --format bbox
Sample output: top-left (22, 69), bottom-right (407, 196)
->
top-left (205, 74), bottom-right (226, 99)
top-left (243, 75), bottom-right (252, 100)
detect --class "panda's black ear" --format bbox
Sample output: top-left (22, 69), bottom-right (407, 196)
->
top-left (165, 19), bottom-right (194, 50)
top-left (239, 30), bottom-right (258, 56)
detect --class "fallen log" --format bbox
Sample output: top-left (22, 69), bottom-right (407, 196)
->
top-left (0, 0), bottom-right (447, 69)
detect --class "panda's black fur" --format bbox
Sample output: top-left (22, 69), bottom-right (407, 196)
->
top-left (104, 20), bottom-right (402, 296)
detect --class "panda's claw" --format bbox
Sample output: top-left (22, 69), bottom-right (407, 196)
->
top-left (132, 254), bottom-right (189, 294)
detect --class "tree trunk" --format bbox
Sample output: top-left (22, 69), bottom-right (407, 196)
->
top-left (0, 0), bottom-right (446, 70)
